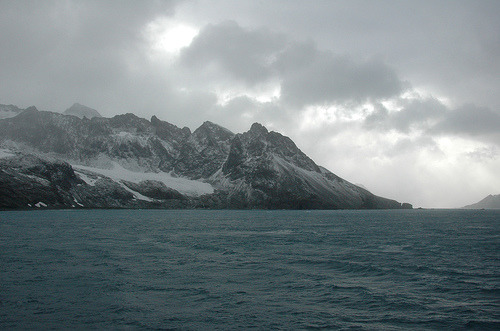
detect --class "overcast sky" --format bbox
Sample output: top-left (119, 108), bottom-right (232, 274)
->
top-left (1, 0), bottom-right (499, 207)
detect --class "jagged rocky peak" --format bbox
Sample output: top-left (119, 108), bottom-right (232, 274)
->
top-left (233, 122), bottom-right (319, 172)
top-left (64, 103), bottom-right (102, 119)
top-left (249, 122), bottom-right (269, 135)
top-left (234, 122), bottom-right (271, 158)
top-left (107, 113), bottom-right (159, 136)
top-left (196, 120), bottom-right (233, 135)
top-left (193, 121), bottom-right (235, 143)
top-left (110, 113), bottom-right (143, 126)
top-left (24, 106), bottom-right (38, 112)
top-left (150, 115), bottom-right (162, 125)
top-left (151, 115), bottom-right (191, 141)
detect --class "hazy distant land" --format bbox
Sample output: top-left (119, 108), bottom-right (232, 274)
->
top-left (463, 194), bottom-right (500, 209)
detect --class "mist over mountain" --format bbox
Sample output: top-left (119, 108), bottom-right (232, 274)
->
top-left (0, 103), bottom-right (411, 210)
top-left (63, 103), bottom-right (102, 119)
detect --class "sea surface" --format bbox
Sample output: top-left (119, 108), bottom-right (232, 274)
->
top-left (0, 209), bottom-right (498, 330)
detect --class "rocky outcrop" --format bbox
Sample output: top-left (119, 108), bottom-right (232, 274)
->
top-left (0, 154), bottom-right (85, 209)
top-left (0, 154), bottom-right (195, 210)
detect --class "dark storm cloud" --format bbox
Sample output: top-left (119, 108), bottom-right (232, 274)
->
top-left (180, 21), bottom-right (404, 108)
top-left (431, 104), bottom-right (500, 139)
top-left (279, 53), bottom-right (404, 107)
top-left (365, 97), bottom-right (500, 144)
top-left (365, 97), bottom-right (447, 132)
top-left (180, 21), bottom-right (286, 85)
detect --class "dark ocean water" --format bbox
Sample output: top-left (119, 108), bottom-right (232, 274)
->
top-left (0, 209), bottom-right (498, 330)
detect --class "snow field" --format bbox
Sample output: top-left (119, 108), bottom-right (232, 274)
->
top-left (73, 162), bottom-right (214, 197)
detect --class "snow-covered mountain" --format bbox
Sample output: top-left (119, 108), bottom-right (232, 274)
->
top-left (0, 104), bottom-right (412, 210)
top-left (463, 194), bottom-right (500, 209)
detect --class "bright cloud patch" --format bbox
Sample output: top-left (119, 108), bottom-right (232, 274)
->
top-left (146, 18), bottom-right (198, 55)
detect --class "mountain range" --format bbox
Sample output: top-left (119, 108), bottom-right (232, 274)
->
top-left (0, 103), bottom-right (412, 210)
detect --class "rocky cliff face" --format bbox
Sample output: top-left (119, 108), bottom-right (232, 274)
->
top-left (0, 104), bottom-right (411, 210)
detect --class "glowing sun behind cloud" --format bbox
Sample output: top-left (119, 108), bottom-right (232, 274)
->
top-left (145, 18), bottom-right (198, 55)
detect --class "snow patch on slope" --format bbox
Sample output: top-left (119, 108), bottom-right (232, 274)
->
top-left (73, 197), bottom-right (84, 207)
top-left (73, 162), bottom-right (213, 197)
top-left (112, 131), bottom-right (150, 147)
top-left (75, 168), bottom-right (155, 201)
top-left (74, 170), bottom-right (98, 186)
top-left (0, 111), bottom-right (19, 120)
top-left (0, 148), bottom-right (14, 159)
top-left (119, 182), bottom-right (154, 202)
